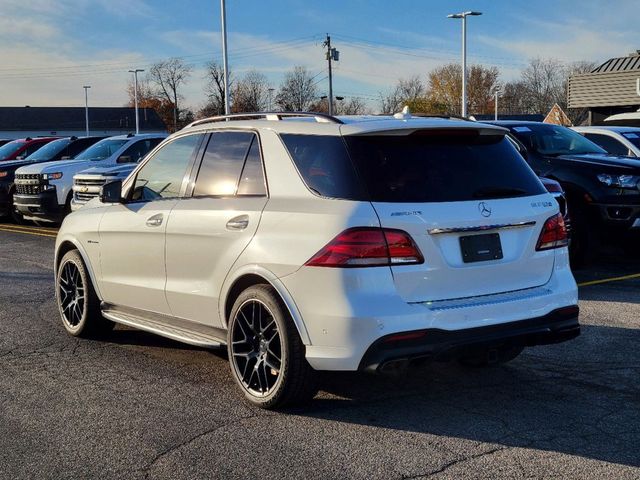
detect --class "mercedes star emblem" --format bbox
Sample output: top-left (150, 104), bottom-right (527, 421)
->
top-left (478, 202), bottom-right (492, 217)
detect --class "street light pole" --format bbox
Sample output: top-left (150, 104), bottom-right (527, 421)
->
top-left (128, 69), bottom-right (144, 134)
top-left (447, 11), bottom-right (482, 118)
top-left (220, 0), bottom-right (230, 115)
top-left (83, 85), bottom-right (91, 136)
top-left (494, 85), bottom-right (502, 121)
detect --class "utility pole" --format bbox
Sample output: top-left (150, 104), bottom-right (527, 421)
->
top-left (83, 85), bottom-right (91, 136)
top-left (268, 88), bottom-right (275, 111)
top-left (323, 34), bottom-right (339, 116)
top-left (494, 84), bottom-right (502, 121)
top-left (220, 0), bottom-right (231, 115)
top-left (128, 69), bottom-right (144, 134)
top-left (447, 11), bottom-right (482, 117)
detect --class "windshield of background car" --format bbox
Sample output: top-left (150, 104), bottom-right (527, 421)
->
top-left (622, 131), bottom-right (640, 149)
top-left (24, 138), bottom-right (70, 161)
top-left (0, 141), bottom-right (25, 160)
top-left (73, 138), bottom-right (129, 160)
top-left (281, 131), bottom-right (546, 202)
top-left (510, 124), bottom-right (607, 156)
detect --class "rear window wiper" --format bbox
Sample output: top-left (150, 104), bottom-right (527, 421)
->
top-left (472, 186), bottom-right (529, 199)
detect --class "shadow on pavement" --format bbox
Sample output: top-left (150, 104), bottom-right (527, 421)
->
top-left (292, 324), bottom-right (640, 468)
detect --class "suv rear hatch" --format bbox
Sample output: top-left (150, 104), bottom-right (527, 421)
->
top-left (344, 128), bottom-right (556, 303)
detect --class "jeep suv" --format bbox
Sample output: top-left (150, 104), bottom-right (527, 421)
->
top-left (54, 112), bottom-right (579, 409)
top-left (0, 136), bottom-right (105, 223)
top-left (14, 133), bottom-right (165, 223)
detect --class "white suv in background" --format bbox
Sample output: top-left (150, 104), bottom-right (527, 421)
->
top-left (573, 126), bottom-right (640, 157)
top-left (54, 111), bottom-right (579, 409)
top-left (14, 133), bottom-right (166, 223)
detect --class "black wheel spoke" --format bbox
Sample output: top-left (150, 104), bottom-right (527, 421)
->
top-left (58, 261), bottom-right (85, 328)
top-left (231, 299), bottom-right (284, 397)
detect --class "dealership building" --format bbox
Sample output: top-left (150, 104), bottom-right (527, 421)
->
top-left (568, 51), bottom-right (640, 125)
top-left (0, 106), bottom-right (167, 140)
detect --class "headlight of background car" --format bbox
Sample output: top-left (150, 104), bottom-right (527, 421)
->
top-left (0, 171), bottom-right (8, 178)
top-left (43, 172), bottom-right (63, 180)
top-left (597, 174), bottom-right (640, 189)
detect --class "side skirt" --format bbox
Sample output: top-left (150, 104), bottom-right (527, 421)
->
top-left (101, 303), bottom-right (227, 348)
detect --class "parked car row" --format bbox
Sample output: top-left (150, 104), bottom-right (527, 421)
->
top-left (0, 133), bottom-right (166, 224)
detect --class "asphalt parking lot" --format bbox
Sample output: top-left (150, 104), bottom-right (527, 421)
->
top-left (1, 223), bottom-right (639, 479)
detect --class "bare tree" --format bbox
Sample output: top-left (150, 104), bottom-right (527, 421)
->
top-left (275, 66), bottom-right (318, 111)
top-left (520, 58), bottom-right (566, 115)
top-left (311, 96), bottom-right (369, 115)
top-left (125, 76), bottom-right (174, 130)
top-left (427, 63), bottom-right (499, 115)
top-left (231, 70), bottom-right (271, 113)
top-left (148, 57), bottom-right (193, 130)
top-left (201, 60), bottom-right (231, 117)
top-left (499, 81), bottom-right (532, 115)
top-left (379, 76), bottom-right (426, 114)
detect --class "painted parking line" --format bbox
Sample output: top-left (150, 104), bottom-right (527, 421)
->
top-left (578, 273), bottom-right (640, 287)
top-left (0, 225), bottom-right (58, 238)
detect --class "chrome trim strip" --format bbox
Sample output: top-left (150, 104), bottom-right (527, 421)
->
top-left (427, 221), bottom-right (536, 235)
top-left (415, 286), bottom-right (552, 311)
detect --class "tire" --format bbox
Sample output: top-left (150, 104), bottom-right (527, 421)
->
top-left (568, 203), bottom-right (598, 268)
top-left (55, 250), bottom-right (114, 337)
top-left (227, 284), bottom-right (317, 409)
top-left (458, 345), bottom-right (524, 368)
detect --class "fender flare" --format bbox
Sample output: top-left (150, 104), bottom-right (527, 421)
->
top-left (219, 265), bottom-right (311, 345)
top-left (55, 235), bottom-right (104, 301)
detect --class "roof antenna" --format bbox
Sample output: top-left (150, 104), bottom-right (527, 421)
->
top-left (394, 105), bottom-right (412, 120)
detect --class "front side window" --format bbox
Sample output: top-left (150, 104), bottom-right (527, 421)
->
top-left (131, 134), bottom-right (202, 201)
top-left (120, 138), bottom-right (163, 163)
top-left (193, 132), bottom-right (255, 196)
top-left (583, 133), bottom-right (629, 156)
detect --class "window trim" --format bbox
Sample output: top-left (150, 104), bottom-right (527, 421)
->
top-left (184, 128), bottom-right (269, 199)
top-left (123, 133), bottom-right (206, 204)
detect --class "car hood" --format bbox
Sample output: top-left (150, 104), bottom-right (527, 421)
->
top-left (554, 153), bottom-right (640, 170)
top-left (0, 157), bottom-right (45, 171)
top-left (16, 158), bottom-right (112, 175)
top-left (77, 163), bottom-right (137, 177)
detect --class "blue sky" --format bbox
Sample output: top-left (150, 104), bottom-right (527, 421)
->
top-left (0, 0), bottom-right (638, 111)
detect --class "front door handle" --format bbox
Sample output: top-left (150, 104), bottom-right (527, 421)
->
top-left (226, 214), bottom-right (249, 231)
top-left (146, 213), bottom-right (163, 227)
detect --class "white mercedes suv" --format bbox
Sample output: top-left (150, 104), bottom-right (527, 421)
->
top-left (54, 111), bottom-right (580, 408)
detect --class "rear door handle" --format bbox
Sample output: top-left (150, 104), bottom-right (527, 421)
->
top-left (146, 213), bottom-right (163, 227)
top-left (226, 214), bottom-right (249, 231)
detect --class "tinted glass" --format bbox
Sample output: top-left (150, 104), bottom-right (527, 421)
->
top-left (622, 132), bottom-right (640, 149)
top-left (23, 142), bottom-right (48, 157)
top-left (280, 134), bottom-right (365, 199)
top-left (237, 137), bottom-right (266, 195)
top-left (583, 133), bottom-right (629, 156)
top-left (74, 138), bottom-right (129, 160)
top-left (0, 141), bottom-right (24, 160)
top-left (132, 135), bottom-right (201, 201)
top-left (24, 138), bottom-right (69, 160)
top-left (508, 124), bottom-right (606, 156)
top-left (120, 138), bottom-right (163, 163)
top-left (345, 132), bottom-right (546, 203)
top-left (66, 138), bottom-right (103, 158)
top-left (194, 132), bottom-right (254, 196)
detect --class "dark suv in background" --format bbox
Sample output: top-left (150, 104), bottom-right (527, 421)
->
top-left (488, 121), bottom-right (640, 264)
top-left (0, 136), bottom-right (105, 223)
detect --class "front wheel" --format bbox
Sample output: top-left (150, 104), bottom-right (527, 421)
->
top-left (55, 250), bottom-right (114, 337)
top-left (227, 285), bottom-right (317, 409)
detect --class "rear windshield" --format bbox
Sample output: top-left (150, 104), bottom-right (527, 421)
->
top-left (281, 132), bottom-right (545, 203)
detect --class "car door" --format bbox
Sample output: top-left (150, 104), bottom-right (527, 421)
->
top-left (98, 133), bottom-right (204, 315)
top-left (165, 131), bottom-right (268, 327)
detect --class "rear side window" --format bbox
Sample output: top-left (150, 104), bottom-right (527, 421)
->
top-left (345, 132), bottom-right (546, 203)
top-left (194, 132), bottom-right (255, 196)
top-left (280, 134), bottom-right (366, 199)
top-left (583, 133), bottom-right (629, 156)
top-left (237, 137), bottom-right (267, 195)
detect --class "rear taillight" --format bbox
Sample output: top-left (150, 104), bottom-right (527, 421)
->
top-left (536, 213), bottom-right (568, 251)
top-left (306, 227), bottom-right (424, 267)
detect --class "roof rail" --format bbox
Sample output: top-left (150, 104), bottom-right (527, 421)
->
top-left (411, 113), bottom-right (475, 122)
top-left (186, 111), bottom-right (344, 128)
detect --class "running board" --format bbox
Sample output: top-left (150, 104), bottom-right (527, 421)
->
top-left (101, 303), bottom-right (226, 348)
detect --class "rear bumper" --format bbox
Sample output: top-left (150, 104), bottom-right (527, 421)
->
top-left (14, 190), bottom-right (65, 222)
top-left (359, 306), bottom-right (579, 373)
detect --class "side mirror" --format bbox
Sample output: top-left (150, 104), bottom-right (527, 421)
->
top-left (117, 155), bottom-right (133, 163)
top-left (99, 180), bottom-right (123, 204)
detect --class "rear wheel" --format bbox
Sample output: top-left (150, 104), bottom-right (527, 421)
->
top-left (227, 284), bottom-right (317, 409)
top-left (458, 345), bottom-right (524, 367)
top-left (55, 250), bottom-right (114, 337)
